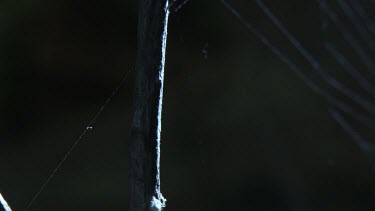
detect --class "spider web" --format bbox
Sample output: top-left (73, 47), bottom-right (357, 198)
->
top-left (222, 0), bottom-right (375, 168)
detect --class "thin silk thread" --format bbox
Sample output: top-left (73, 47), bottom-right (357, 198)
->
top-left (24, 69), bottom-right (132, 211)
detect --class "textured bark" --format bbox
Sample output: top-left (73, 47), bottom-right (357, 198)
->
top-left (129, 0), bottom-right (169, 211)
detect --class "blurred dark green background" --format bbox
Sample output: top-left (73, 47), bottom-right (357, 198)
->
top-left (0, 0), bottom-right (374, 210)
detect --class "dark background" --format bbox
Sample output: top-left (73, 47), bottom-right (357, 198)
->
top-left (0, 0), bottom-right (374, 210)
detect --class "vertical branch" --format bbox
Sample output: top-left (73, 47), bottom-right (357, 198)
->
top-left (129, 0), bottom-right (169, 211)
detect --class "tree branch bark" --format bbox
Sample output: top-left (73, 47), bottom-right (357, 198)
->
top-left (129, 0), bottom-right (169, 210)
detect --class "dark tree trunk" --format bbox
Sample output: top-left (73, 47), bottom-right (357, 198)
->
top-left (129, 0), bottom-right (169, 211)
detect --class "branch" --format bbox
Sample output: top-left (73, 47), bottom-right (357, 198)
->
top-left (0, 193), bottom-right (12, 211)
top-left (129, 0), bottom-right (170, 210)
